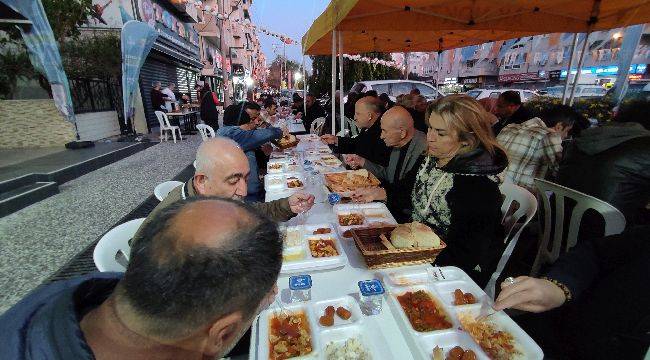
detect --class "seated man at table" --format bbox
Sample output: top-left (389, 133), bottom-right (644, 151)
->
top-left (345, 106), bottom-right (427, 222)
top-left (136, 138), bottom-right (313, 238)
top-left (321, 96), bottom-right (391, 166)
top-left (260, 98), bottom-right (278, 125)
top-left (222, 101), bottom-right (261, 127)
top-left (0, 197), bottom-right (282, 360)
top-left (218, 114), bottom-right (287, 201)
top-left (298, 93), bottom-right (327, 131)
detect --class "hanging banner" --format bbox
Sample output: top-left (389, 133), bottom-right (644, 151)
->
top-left (121, 20), bottom-right (159, 124)
top-left (2, 0), bottom-right (75, 123)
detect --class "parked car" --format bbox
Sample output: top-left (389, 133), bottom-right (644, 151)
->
top-left (544, 85), bottom-right (607, 99)
top-left (465, 88), bottom-right (539, 102)
top-left (348, 80), bottom-right (443, 101)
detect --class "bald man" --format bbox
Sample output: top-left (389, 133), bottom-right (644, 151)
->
top-left (1, 197), bottom-right (283, 359)
top-left (136, 138), bottom-right (314, 238)
top-left (321, 96), bottom-right (391, 166)
top-left (346, 106), bottom-right (427, 222)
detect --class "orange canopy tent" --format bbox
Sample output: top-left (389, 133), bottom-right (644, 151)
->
top-left (303, 0), bottom-right (650, 55)
top-left (302, 0), bottom-right (650, 133)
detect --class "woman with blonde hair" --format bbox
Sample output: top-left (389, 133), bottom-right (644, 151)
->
top-left (412, 94), bottom-right (508, 286)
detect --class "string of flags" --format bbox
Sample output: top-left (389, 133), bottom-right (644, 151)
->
top-left (185, 0), bottom-right (299, 45)
top-left (343, 54), bottom-right (402, 69)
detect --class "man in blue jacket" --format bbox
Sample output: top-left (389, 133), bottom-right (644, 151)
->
top-left (217, 103), bottom-right (285, 201)
top-left (0, 197), bottom-right (282, 360)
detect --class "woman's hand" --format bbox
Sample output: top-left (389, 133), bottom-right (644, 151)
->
top-left (493, 276), bottom-right (567, 313)
top-left (351, 187), bottom-right (387, 203)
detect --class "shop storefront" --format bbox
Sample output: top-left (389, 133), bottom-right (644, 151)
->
top-left (136, 0), bottom-right (202, 131)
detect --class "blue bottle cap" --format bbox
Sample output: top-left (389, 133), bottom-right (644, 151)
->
top-left (289, 275), bottom-right (312, 290)
top-left (328, 193), bottom-right (341, 205)
top-left (304, 160), bottom-right (312, 165)
top-left (358, 279), bottom-right (385, 296)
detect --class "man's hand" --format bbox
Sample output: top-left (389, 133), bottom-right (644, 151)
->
top-left (295, 112), bottom-right (303, 120)
top-left (351, 187), bottom-right (387, 203)
top-left (281, 125), bottom-right (290, 137)
top-left (288, 192), bottom-right (315, 214)
top-left (343, 154), bottom-right (365, 169)
top-left (261, 143), bottom-right (273, 156)
top-left (493, 276), bottom-right (567, 313)
top-left (320, 134), bottom-right (338, 145)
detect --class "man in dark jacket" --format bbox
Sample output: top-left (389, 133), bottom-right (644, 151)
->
top-left (344, 106), bottom-right (427, 222)
top-left (320, 96), bottom-right (391, 166)
top-left (558, 101), bottom-right (650, 226)
top-left (299, 93), bottom-right (327, 131)
top-left (200, 87), bottom-right (221, 130)
top-left (494, 90), bottom-right (533, 135)
top-left (150, 81), bottom-right (169, 113)
top-left (0, 197), bottom-right (284, 360)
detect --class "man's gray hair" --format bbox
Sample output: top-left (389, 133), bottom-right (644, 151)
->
top-left (152, 81), bottom-right (161, 87)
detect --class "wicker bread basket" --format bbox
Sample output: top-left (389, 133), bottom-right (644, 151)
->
top-left (350, 226), bottom-right (446, 269)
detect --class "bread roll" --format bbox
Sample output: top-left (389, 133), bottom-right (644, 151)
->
top-left (390, 222), bottom-right (440, 249)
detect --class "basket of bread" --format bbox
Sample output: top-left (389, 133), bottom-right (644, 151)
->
top-left (350, 222), bottom-right (446, 269)
top-left (274, 134), bottom-right (299, 149)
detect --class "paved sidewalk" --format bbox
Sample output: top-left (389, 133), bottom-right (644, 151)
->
top-left (0, 136), bottom-right (202, 314)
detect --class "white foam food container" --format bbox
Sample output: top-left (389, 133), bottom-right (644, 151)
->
top-left (258, 296), bottom-right (390, 360)
top-left (265, 173), bottom-right (305, 193)
top-left (383, 267), bottom-right (544, 360)
top-left (281, 224), bottom-right (348, 274)
top-left (332, 203), bottom-right (397, 238)
top-left (267, 159), bottom-right (288, 174)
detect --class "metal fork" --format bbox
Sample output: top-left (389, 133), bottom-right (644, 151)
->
top-left (475, 295), bottom-right (497, 322)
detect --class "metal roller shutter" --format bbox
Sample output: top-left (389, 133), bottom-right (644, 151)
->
top-left (138, 55), bottom-right (200, 131)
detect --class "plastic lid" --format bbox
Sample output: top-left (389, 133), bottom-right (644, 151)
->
top-left (328, 193), bottom-right (341, 205)
top-left (289, 275), bottom-right (312, 290)
top-left (358, 279), bottom-right (385, 296)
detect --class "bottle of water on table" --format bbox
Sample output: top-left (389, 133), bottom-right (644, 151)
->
top-left (289, 274), bottom-right (312, 303)
top-left (358, 279), bottom-right (385, 315)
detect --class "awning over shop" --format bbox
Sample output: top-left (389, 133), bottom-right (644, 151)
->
top-left (303, 0), bottom-right (650, 55)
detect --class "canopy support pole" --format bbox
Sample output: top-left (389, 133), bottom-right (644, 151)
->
top-left (568, 31), bottom-right (591, 106)
top-left (302, 52), bottom-right (307, 116)
top-left (561, 33), bottom-right (579, 105)
top-left (338, 31), bottom-right (345, 136)
top-left (436, 47), bottom-right (442, 96)
top-left (331, 29), bottom-right (337, 135)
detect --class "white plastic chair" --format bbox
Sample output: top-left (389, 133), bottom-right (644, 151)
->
top-left (310, 117), bottom-right (326, 134)
top-left (196, 124), bottom-right (216, 141)
top-left (93, 218), bottom-right (146, 272)
top-left (484, 183), bottom-right (538, 299)
top-left (530, 178), bottom-right (626, 276)
top-left (345, 116), bottom-right (359, 136)
top-left (154, 180), bottom-right (183, 201)
top-left (155, 111), bottom-right (182, 143)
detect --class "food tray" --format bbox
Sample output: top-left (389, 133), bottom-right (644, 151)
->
top-left (350, 226), bottom-right (447, 269)
top-left (383, 267), bottom-right (544, 360)
top-left (267, 159), bottom-right (301, 174)
top-left (280, 224), bottom-right (348, 274)
top-left (324, 170), bottom-right (382, 196)
top-left (264, 173), bottom-right (305, 193)
top-left (333, 203), bottom-right (397, 238)
top-left (258, 296), bottom-right (384, 360)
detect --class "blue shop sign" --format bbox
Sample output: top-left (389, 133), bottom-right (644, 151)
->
top-left (560, 64), bottom-right (648, 78)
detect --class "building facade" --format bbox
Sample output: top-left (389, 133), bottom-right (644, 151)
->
top-left (394, 25), bottom-right (650, 92)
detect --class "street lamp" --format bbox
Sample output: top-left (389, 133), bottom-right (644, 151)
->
top-left (612, 32), bottom-right (622, 40)
top-left (294, 71), bottom-right (302, 81)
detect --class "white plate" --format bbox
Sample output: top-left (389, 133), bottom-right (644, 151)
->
top-left (258, 303), bottom-right (321, 360)
top-left (281, 226), bottom-right (348, 274)
top-left (333, 203), bottom-right (397, 238)
top-left (264, 173), bottom-right (305, 193)
top-left (382, 268), bottom-right (544, 360)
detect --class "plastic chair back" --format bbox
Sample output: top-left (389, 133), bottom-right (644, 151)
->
top-left (484, 183), bottom-right (537, 299)
top-left (310, 117), bottom-right (326, 134)
top-left (93, 218), bottom-right (146, 272)
top-left (196, 124), bottom-right (216, 140)
top-left (154, 180), bottom-right (183, 201)
top-left (345, 116), bottom-right (359, 136)
top-left (154, 111), bottom-right (167, 129)
top-left (530, 178), bottom-right (626, 276)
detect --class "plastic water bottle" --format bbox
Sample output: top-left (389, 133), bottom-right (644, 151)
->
top-left (289, 275), bottom-right (312, 303)
top-left (358, 279), bottom-right (385, 315)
